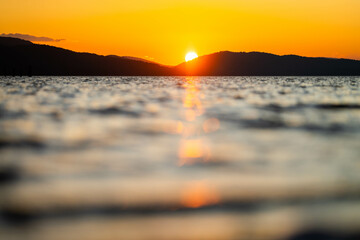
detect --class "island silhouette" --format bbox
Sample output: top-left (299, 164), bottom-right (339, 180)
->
top-left (1, 36), bottom-right (360, 76)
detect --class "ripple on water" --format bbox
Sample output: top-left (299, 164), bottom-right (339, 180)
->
top-left (0, 76), bottom-right (360, 240)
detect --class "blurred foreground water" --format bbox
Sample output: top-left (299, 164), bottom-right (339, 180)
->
top-left (0, 76), bottom-right (360, 240)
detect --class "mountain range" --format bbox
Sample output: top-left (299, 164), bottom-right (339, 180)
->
top-left (1, 37), bottom-right (359, 76)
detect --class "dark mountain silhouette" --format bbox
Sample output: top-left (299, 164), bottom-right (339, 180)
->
top-left (0, 37), bottom-right (33, 47)
top-left (174, 51), bottom-right (360, 76)
top-left (107, 55), bottom-right (167, 66)
top-left (1, 37), bottom-right (359, 76)
top-left (0, 37), bottom-right (172, 76)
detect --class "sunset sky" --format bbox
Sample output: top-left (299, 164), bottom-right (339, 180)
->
top-left (1, 0), bottom-right (360, 65)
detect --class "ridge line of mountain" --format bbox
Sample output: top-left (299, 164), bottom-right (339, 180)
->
top-left (1, 37), bottom-right (359, 76)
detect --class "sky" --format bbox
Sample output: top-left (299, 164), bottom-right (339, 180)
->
top-left (1, 0), bottom-right (360, 65)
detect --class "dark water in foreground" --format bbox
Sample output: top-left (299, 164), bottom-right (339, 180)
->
top-left (0, 76), bottom-right (360, 240)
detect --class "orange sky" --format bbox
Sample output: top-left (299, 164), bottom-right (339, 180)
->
top-left (1, 0), bottom-right (360, 65)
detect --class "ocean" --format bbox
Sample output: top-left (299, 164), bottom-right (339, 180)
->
top-left (1, 76), bottom-right (360, 240)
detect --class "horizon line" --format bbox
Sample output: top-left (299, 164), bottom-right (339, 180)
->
top-left (1, 36), bottom-right (360, 66)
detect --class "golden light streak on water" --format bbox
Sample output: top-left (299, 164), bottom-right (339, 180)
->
top-left (181, 181), bottom-right (220, 208)
top-left (178, 77), bottom-right (220, 166)
top-left (178, 139), bottom-right (205, 166)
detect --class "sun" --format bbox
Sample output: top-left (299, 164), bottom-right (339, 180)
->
top-left (185, 52), bottom-right (198, 62)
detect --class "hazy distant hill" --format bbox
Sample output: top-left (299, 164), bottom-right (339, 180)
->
top-left (107, 55), bottom-right (168, 66)
top-left (174, 51), bottom-right (360, 76)
top-left (1, 37), bottom-right (359, 76)
top-left (0, 37), bottom-right (172, 76)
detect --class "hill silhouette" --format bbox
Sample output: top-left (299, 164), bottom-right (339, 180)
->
top-left (0, 37), bottom-right (172, 76)
top-left (1, 37), bottom-right (359, 76)
top-left (107, 55), bottom-right (168, 66)
top-left (174, 51), bottom-right (360, 76)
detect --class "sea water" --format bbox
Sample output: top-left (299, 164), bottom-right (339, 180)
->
top-left (0, 76), bottom-right (360, 239)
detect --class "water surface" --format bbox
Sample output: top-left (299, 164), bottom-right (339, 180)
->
top-left (1, 76), bottom-right (360, 240)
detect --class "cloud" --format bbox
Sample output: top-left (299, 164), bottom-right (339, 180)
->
top-left (0, 33), bottom-right (64, 42)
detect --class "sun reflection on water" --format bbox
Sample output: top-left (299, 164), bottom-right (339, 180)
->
top-left (181, 181), bottom-right (220, 208)
top-left (178, 77), bottom-right (220, 166)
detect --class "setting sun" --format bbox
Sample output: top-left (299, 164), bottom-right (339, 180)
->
top-left (185, 52), bottom-right (198, 62)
